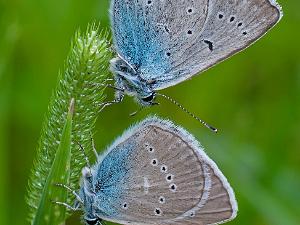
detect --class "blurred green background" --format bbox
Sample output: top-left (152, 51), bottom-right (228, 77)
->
top-left (0, 0), bottom-right (299, 224)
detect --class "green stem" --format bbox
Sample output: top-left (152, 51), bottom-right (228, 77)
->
top-left (26, 24), bottom-right (112, 225)
top-left (33, 99), bottom-right (74, 225)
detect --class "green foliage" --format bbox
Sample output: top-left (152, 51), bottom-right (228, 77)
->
top-left (26, 24), bottom-right (112, 224)
top-left (33, 99), bottom-right (74, 225)
top-left (1, 1), bottom-right (300, 225)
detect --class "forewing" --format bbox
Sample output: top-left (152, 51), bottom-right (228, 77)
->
top-left (110, 0), bottom-right (209, 77)
top-left (96, 117), bottom-right (237, 225)
top-left (151, 0), bottom-right (282, 90)
top-left (111, 0), bottom-right (282, 90)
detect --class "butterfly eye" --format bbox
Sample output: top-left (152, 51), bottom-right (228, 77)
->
top-left (141, 93), bottom-right (155, 102)
top-left (85, 218), bottom-right (99, 225)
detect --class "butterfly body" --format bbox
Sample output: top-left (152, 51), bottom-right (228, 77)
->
top-left (77, 117), bottom-right (237, 225)
top-left (109, 0), bottom-right (282, 105)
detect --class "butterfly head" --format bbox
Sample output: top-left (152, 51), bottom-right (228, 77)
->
top-left (137, 91), bottom-right (157, 106)
top-left (111, 57), bottom-right (158, 106)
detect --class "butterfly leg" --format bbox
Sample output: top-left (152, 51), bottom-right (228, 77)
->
top-left (52, 200), bottom-right (81, 211)
top-left (90, 132), bottom-right (98, 158)
top-left (86, 78), bottom-right (122, 92)
top-left (54, 183), bottom-right (83, 204)
top-left (103, 78), bottom-right (114, 82)
top-left (129, 106), bottom-right (145, 117)
top-left (92, 82), bottom-right (124, 92)
top-left (74, 140), bottom-right (92, 169)
top-left (98, 91), bottom-right (124, 113)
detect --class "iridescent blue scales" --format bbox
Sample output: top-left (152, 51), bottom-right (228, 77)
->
top-left (77, 117), bottom-right (237, 225)
top-left (109, 0), bottom-right (282, 106)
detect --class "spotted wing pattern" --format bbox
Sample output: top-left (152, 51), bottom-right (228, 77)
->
top-left (110, 0), bottom-right (282, 90)
top-left (94, 117), bottom-right (237, 225)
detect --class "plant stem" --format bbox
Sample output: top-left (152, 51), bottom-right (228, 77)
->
top-left (27, 23), bottom-right (112, 225)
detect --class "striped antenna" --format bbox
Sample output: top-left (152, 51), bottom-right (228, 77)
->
top-left (156, 93), bottom-right (218, 133)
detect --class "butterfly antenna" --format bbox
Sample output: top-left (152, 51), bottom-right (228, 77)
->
top-left (156, 93), bottom-right (218, 133)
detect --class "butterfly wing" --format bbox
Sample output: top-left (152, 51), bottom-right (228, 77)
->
top-left (110, 0), bottom-right (194, 76)
top-left (110, 0), bottom-right (282, 90)
top-left (94, 117), bottom-right (237, 225)
top-left (110, 0), bottom-right (208, 76)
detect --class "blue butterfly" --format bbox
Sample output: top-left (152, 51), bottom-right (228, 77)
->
top-left (55, 117), bottom-right (238, 225)
top-left (106, 0), bottom-right (282, 107)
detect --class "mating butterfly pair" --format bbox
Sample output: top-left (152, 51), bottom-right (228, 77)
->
top-left (56, 0), bottom-right (282, 224)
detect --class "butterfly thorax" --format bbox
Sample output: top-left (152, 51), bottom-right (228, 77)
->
top-left (79, 167), bottom-right (104, 225)
top-left (79, 187), bottom-right (102, 224)
top-left (110, 57), bottom-right (157, 106)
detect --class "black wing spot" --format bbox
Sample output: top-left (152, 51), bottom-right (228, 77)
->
top-left (242, 31), bottom-right (247, 35)
top-left (159, 196), bottom-right (165, 203)
top-left (166, 174), bottom-right (173, 181)
top-left (155, 208), bottom-right (162, 215)
top-left (170, 183), bottom-right (177, 192)
top-left (161, 165), bottom-right (167, 172)
top-left (147, 0), bottom-right (152, 5)
top-left (218, 13), bottom-right (224, 19)
top-left (146, 144), bottom-right (154, 152)
top-left (166, 52), bottom-right (171, 56)
top-left (187, 8), bottom-right (193, 14)
top-left (204, 40), bottom-right (213, 51)
top-left (151, 159), bottom-right (157, 165)
top-left (230, 16), bottom-right (235, 22)
top-left (238, 22), bottom-right (243, 27)
top-left (122, 203), bottom-right (128, 209)
top-left (187, 30), bottom-right (193, 35)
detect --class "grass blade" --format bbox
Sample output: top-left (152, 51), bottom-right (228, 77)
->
top-left (32, 99), bottom-right (74, 225)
